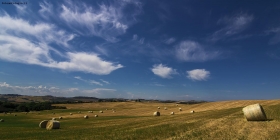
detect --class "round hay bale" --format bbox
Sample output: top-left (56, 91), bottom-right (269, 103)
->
top-left (52, 118), bottom-right (56, 120)
top-left (158, 107), bottom-right (160, 109)
top-left (242, 104), bottom-right (267, 121)
top-left (106, 109), bottom-right (108, 110)
top-left (25, 112), bottom-right (28, 114)
top-left (153, 111), bottom-right (160, 116)
top-left (0, 119), bottom-right (4, 122)
top-left (59, 117), bottom-right (63, 119)
top-left (190, 110), bottom-right (195, 113)
top-left (39, 120), bottom-right (49, 128)
top-left (113, 111), bottom-right (115, 113)
top-left (95, 115), bottom-right (98, 117)
top-left (100, 111), bottom-right (103, 113)
top-left (84, 115), bottom-right (88, 119)
top-left (70, 113), bottom-right (73, 115)
top-left (176, 104), bottom-right (179, 106)
top-left (170, 112), bottom-right (174, 115)
top-left (179, 108), bottom-right (182, 111)
top-left (46, 120), bottom-right (60, 130)
top-left (164, 107), bottom-right (167, 110)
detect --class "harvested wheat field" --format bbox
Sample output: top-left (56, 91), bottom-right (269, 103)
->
top-left (0, 100), bottom-right (280, 139)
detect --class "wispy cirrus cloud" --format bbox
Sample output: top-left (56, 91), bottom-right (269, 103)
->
top-left (132, 34), bottom-right (138, 40)
top-left (153, 83), bottom-right (165, 87)
top-left (74, 76), bottom-right (86, 82)
top-left (266, 27), bottom-right (280, 45)
top-left (74, 76), bottom-right (103, 86)
top-left (175, 40), bottom-right (220, 62)
top-left (0, 14), bottom-right (123, 75)
top-left (0, 72), bottom-right (10, 75)
top-left (151, 64), bottom-right (178, 79)
top-left (187, 69), bottom-right (210, 81)
top-left (59, 0), bottom-right (142, 42)
top-left (14, 4), bottom-right (28, 15)
top-left (164, 37), bottom-right (176, 44)
top-left (209, 13), bottom-right (254, 42)
top-left (89, 80), bottom-right (103, 86)
top-left (100, 79), bottom-right (110, 84)
top-left (39, 0), bottom-right (53, 20)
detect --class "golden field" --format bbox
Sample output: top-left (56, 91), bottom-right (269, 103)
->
top-left (1, 100), bottom-right (280, 140)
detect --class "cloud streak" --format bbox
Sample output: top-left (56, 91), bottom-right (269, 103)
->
top-left (209, 13), bottom-right (253, 42)
top-left (74, 76), bottom-right (103, 86)
top-left (165, 37), bottom-right (176, 44)
top-left (100, 79), bottom-right (110, 84)
top-left (39, 0), bottom-right (54, 20)
top-left (266, 27), bottom-right (280, 45)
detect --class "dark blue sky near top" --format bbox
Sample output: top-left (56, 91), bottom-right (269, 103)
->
top-left (0, 0), bottom-right (280, 101)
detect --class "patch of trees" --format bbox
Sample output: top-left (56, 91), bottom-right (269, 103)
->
top-left (0, 101), bottom-right (53, 112)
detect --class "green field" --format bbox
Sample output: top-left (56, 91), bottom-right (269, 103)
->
top-left (1, 100), bottom-right (280, 140)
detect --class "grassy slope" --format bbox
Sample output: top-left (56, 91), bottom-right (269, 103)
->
top-left (0, 100), bottom-right (280, 140)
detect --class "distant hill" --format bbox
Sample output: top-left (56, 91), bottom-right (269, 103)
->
top-left (0, 94), bottom-right (208, 104)
top-left (0, 94), bottom-right (99, 103)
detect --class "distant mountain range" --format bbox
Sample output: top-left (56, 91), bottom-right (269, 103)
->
top-left (0, 94), bottom-right (207, 104)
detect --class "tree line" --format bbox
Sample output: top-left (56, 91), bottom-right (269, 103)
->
top-left (0, 101), bottom-right (53, 112)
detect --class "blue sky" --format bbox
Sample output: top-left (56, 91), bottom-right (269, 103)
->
top-left (1, 0), bottom-right (280, 101)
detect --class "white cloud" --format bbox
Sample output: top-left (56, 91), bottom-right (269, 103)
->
top-left (165, 37), bottom-right (176, 44)
top-left (151, 64), bottom-right (177, 78)
top-left (0, 82), bottom-right (10, 87)
top-left (59, 0), bottom-right (142, 42)
top-left (0, 82), bottom-right (61, 96)
top-left (68, 88), bottom-right (79, 92)
top-left (209, 14), bottom-right (253, 42)
top-left (0, 35), bottom-right (53, 64)
top-left (187, 69), bottom-right (210, 81)
top-left (48, 52), bottom-right (123, 75)
top-left (0, 14), bottom-right (123, 75)
top-left (0, 14), bottom-right (74, 48)
top-left (0, 82), bottom-right (116, 97)
top-left (175, 40), bottom-right (220, 62)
